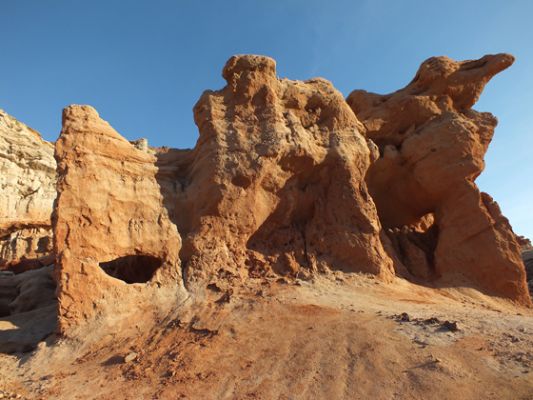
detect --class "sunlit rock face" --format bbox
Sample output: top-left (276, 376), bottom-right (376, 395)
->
top-left (0, 109), bottom-right (56, 270)
top-left (0, 53), bottom-right (529, 341)
top-left (156, 54), bottom-right (394, 293)
top-left (347, 53), bottom-right (530, 305)
top-left (53, 105), bottom-right (186, 336)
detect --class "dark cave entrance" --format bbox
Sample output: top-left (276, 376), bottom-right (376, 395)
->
top-left (99, 255), bottom-right (162, 284)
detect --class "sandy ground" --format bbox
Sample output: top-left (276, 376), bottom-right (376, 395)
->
top-left (0, 274), bottom-right (532, 399)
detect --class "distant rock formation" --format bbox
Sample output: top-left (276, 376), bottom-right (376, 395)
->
top-left (0, 109), bottom-right (55, 270)
top-left (519, 236), bottom-right (533, 295)
top-left (347, 53), bottom-right (530, 304)
top-left (524, 250), bottom-right (533, 294)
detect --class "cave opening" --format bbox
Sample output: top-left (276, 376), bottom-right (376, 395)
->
top-left (385, 213), bottom-right (439, 280)
top-left (99, 255), bottom-right (162, 284)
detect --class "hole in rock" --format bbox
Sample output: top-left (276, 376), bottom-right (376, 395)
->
top-left (99, 255), bottom-right (162, 284)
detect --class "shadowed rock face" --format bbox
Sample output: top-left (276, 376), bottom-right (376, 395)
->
top-left (0, 266), bottom-right (57, 353)
top-left (524, 251), bottom-right (533, 295)
top-left (347, 53), bottom-right (530, 305)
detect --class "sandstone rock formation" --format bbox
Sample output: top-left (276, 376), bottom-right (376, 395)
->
top-left (156, 55), bottom-right (393, 293)
top-left (520, 237), bottom-right (533, 295)
top-left (0, 266), bottom-right (56, 318)
top-left (53, 105), bottom-right (186, 335)
top-left (0, 110), bottom-right (55, 270)
top-left (0, 53), bottom-right (530, 342)
top-left (347, 54), bottom-right (530, 305)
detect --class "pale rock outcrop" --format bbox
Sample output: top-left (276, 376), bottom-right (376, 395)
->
top-left (1, 52), bottom-right (530, 341)
top-left (157, 55), bottom-right (393, 292)
top-left (53, 105), bottom-right (186, 335)
top-left (0, 110), bottom-right (55, 268)
top-left (347, 54), bottom-right (530, 305)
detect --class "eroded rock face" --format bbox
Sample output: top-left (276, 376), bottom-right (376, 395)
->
top-left (523, 250), bottom-right (533, 296)
top-left (1, 53), bottom-right (529, 341)
top-left (517, 235), bottom-right (532, 252)
top-left (0, 110), bottom-right (56, 269)
top-left (347, 54), bottom-right (530, 305)
top-left (157, 55), bottom-right (393, 292)
top-left (53, 105), bottom-right (186, 335)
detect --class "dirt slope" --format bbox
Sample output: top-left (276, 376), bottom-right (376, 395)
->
top-left (0, 275), bottom-right (531, 400)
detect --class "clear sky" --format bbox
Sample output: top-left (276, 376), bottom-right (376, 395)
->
top-left (1, 0), bottom-right (532, 239)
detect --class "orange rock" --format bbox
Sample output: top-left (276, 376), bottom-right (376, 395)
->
top-left (347, 54), bottom-right (531, 305)
top-left (156, 55), bottom-right (394, 291)
top-left (53, 105), bottom-right (186, 335)
top-left (3, 53), bottom-right (529, 339)
top-left (517, 235), bottom-right (532, 251)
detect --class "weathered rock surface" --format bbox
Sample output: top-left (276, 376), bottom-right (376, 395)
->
top-left (517, 235), bottom-right (532, 251)
top-left (53, 105), bottom-right (186, 335)
top-left (0, 53), bottom-right (529, 341)
top-left (0, 110), bottom-right (55, 269)
top-left (347, 54), bottom-right (530, 305)
top-left (157, 55), bottom-right (393, 292)
top-left (0, 266), bottom-right (57, 353)
top-left (523, 249), bottom-right (533, 295)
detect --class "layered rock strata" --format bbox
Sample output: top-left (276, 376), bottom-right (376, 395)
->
top-left (0, 110), bottom-right (55, 269)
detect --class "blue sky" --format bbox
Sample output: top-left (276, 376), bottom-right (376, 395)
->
top-left (1, 0), bottom-right (532, 239)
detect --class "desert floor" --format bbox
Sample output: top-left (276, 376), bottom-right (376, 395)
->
top-left (1, 274), bottom-right (532, 400)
